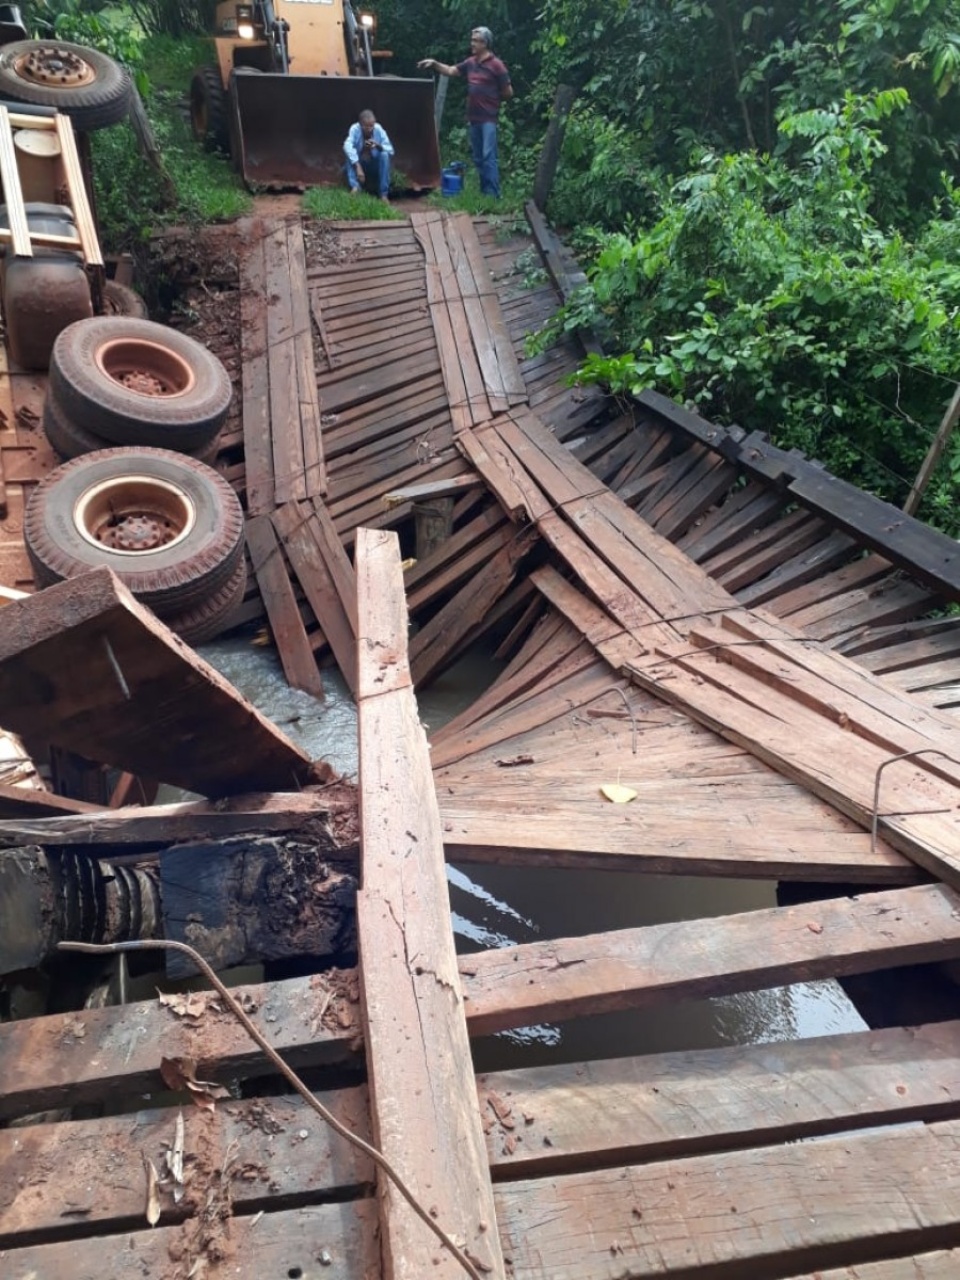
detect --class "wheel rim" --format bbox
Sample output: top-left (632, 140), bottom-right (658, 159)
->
top-left (15, 47), bottom-right (98, 89)
top-left (94, 337), bottom-right (197, 400)
top-left (74, 474), bottom-right (196, 556)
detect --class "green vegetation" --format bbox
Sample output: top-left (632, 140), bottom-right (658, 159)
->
top-left (18, 1), bottom-right (960, 526)
top-left (301, 187), bottom-right (403, 220)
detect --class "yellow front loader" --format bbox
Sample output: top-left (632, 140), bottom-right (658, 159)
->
top-left (190, 0), bottom-right (440, 190)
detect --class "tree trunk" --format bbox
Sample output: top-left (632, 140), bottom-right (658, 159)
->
top-left (533, 84), bottom-right (577, 211)
top-left (126, 87), bottom-right (178, 206)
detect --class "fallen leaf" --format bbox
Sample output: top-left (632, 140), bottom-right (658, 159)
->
top-left (158, 991), bottom-right (207, 1020)
top-left (144, 1155), bottom-right (161, 1226)
top-left (160, 1057), bottom-right (231, 1112)
top-left (165, 1110), bottom-right (186, 1202)
top-left (600, 783), bottom-right (637, 804)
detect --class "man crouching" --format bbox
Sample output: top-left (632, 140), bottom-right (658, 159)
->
top-left (343, 109), bottom-right (394, 202)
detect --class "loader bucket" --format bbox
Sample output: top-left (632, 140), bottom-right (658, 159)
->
top-left (230, 72), bottom-right (441, 191)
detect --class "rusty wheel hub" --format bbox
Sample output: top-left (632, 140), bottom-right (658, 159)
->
top-left (117, 368), bottom-right (168, 397)
top-left (74, 473), bottom-right (197, 558)
top-left (18, 47), bottom-right (96, 89)
top-left (98, 512), bottom-right (176, 552)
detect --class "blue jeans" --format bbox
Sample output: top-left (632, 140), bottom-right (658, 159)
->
top-left (345, 150), bottom-right (391, 196)
top-left (469, 121), bottom-right (500, 199)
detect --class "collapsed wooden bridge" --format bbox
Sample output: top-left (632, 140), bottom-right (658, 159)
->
top-left (3, 203), bottom-right (960, 1278)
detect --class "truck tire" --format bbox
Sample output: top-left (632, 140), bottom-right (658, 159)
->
top-left (49, 317), bottom-right (232, 453)
top-left (165, 557), bottom-right (248, 645)
top-left (189, 66), bottom-right (229, 152)
top-left (0, 41), bottom-right (132, 131)
top-left (42, 389), bottom-right (223, 466)
top-left (24, 447), bottom-right (244, 616)
top-left (102, 281), bottom-right (149, 320)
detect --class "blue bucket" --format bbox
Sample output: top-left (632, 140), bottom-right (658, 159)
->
top-left (441, 163), bottom-right (464, 197)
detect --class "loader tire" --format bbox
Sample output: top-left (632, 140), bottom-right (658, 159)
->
top-left (42, 388), bottom-right (223, 466)
top-left (49, 317), bottom-right (232, 453)
top-left (24, 447), bottom-right (244, 615)
top-left (165, 556), bottom-right (248, 645)
top-left (102, 280), bottom-right (149, 320)
top-left (189, 66), bottom-right (229, 153)
top-left (0, 41), bottom-right (132, 131)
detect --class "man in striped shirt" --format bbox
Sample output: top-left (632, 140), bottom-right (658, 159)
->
top-left (419, 27), bottom-right (513, 199)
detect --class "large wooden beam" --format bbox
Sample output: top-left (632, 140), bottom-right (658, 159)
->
top-left (355, 527), bottom-right (504, 1280)
top-left (0, 788), bottom-right (353, 848)
top-left (0, 568), bottom-right (323, 796)
top-left (458, 881), bottom-right (960, 1036)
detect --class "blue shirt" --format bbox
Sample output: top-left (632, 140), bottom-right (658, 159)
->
top-left (344, 122), bottom-right (394, 164)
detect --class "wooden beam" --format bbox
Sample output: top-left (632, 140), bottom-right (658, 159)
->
top-left (0, 789), bottom-right (353, 847)
top-left (0, 1202), bottom-right (379, 1280)
top-left (458, 882), bottom-right (960, 1037)
top-left (0, 568), bottom-right (321, 797)
top-left (496, 1118), bottom-right (960, 1279)
top-left (479, 1019), bottom-right (960, 1177)
top-left (355, 527), bottom-right (504, 1280)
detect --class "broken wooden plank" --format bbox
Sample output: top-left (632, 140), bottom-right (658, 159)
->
top-left (273, 501), bottom-right (357, 694)
top-left (0, 568), bottom-right (321, 796)
top-left (246, 515), bottom-right (324, 698)
top-left (355, 526), bottom-right (504, 1280)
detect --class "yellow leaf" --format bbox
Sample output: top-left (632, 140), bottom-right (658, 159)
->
top-left (600, 783), bottom-right (637, 804)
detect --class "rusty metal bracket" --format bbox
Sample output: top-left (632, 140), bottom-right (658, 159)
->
top-left (870, 748), bottom-right (960, 853)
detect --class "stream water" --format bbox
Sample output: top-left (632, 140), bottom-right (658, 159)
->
top-left (196, 629), bottom-right (866, 1074)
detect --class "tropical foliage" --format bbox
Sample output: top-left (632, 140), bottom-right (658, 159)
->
top-left (14, 0), bottom-right (960, 523)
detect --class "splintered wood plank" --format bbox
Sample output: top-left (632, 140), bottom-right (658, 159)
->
top-left (0, 1202), bottom-right (379, 1280)
top-left (496, 1118), bottom-right (960, 1279)
top-left (273, 501), bottom-right (357, 695)
top-left (355, 527), bottom-right (504, 1280)
top-left (0, 568), bottom-right (317, 797)
top-left (238, 220), bottom-right (274, 515)
top-left (246, 515), bottom-right (323, 698)
top-left (410, 526), bottom-right (537, 686)
top-left (459, 882), bottom-right (960, 1037)
top-left (478, 1020), bottom-right (960, 1177)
